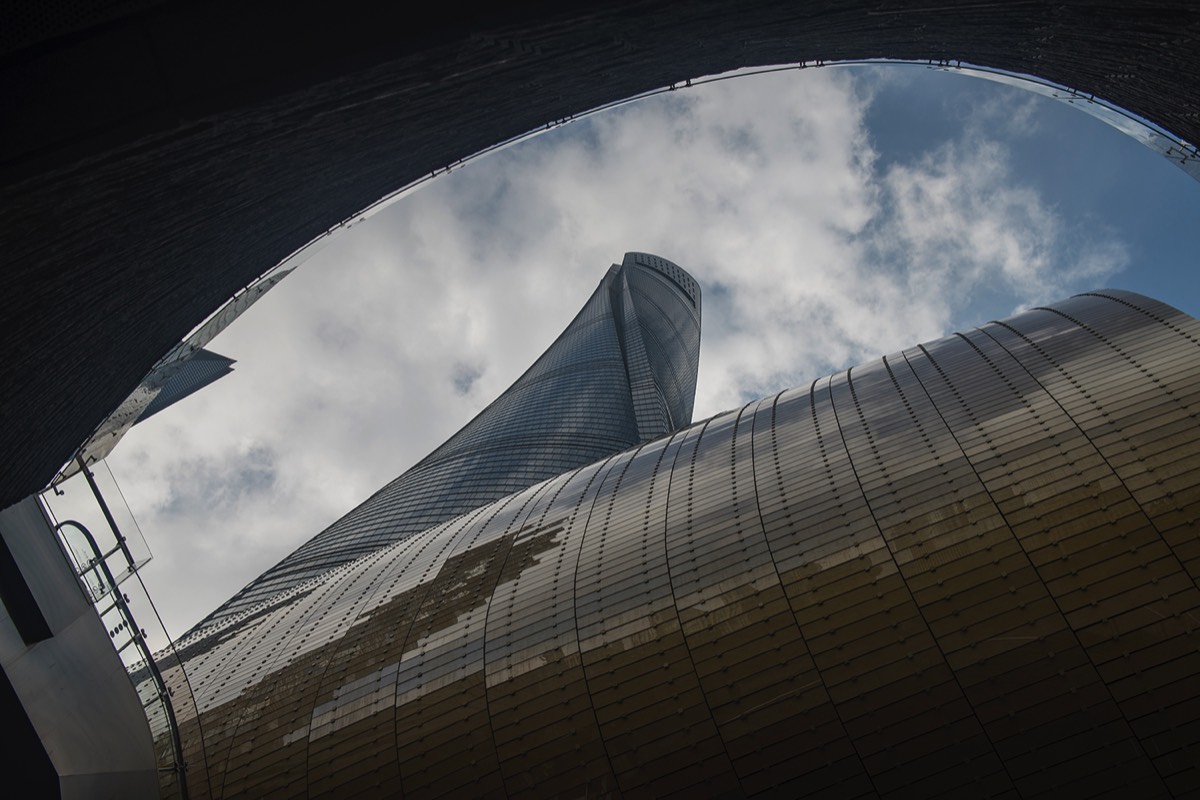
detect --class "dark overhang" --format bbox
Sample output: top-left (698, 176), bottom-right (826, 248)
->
top-left (3, 0), bottom-right (1198, 509)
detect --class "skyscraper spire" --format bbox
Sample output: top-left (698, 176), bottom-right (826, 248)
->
top-left (195, 253), bottom-right (701, 629)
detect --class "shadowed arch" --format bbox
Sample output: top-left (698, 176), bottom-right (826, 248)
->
top-left (3, 0), bottom-right (1198, 508)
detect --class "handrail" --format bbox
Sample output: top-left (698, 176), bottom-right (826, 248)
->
top-left (53, 511), bottom-right (189, 798)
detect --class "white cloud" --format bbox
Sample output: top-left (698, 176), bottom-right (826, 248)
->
top-left (107, 66), bottom-right (1129, 645)
top-left (874, 127), bottom-right (1128, 321)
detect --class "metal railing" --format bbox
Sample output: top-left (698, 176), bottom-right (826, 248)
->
top-left (42, 458), bottom-right (189, 799)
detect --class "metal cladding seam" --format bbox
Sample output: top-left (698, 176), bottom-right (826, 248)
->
top-left (153, 290), bottom-right (1200, 798)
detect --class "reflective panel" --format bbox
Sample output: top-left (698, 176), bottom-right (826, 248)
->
top-left (157, 289), bottom-right (1200, 798)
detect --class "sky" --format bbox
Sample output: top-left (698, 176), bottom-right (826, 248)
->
top-left (49, 63), bottom-right (1200, 650)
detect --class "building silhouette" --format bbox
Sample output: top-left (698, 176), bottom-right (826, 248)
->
top-left (155, 280), bottom-right (1200, 798)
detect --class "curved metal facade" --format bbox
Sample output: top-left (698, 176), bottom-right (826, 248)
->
top-left (197, 253), bottom-right (700, 627)
top-left (160, 289), bottom-right (1200, 797)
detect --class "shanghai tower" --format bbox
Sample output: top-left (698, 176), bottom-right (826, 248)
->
top-left (195, 252), bottom-right (701, 628)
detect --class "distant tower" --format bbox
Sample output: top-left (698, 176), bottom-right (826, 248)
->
top-left (197, 253), bottom-right (701, 628)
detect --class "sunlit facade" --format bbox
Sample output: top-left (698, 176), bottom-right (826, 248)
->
top-left (156, 288), bottom-right (1200, 798)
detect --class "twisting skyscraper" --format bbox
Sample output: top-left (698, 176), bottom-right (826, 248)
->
top-left (155, 272), bottom-right (1200, 799)
top-left (194, 252), bottom-right (701, 627)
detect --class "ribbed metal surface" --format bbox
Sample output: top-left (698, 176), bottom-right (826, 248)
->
top-left (158, 290), bottom-right (1200, 798)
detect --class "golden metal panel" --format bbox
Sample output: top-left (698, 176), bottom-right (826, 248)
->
top-left (166, 294), bottom-right (1200, 798)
